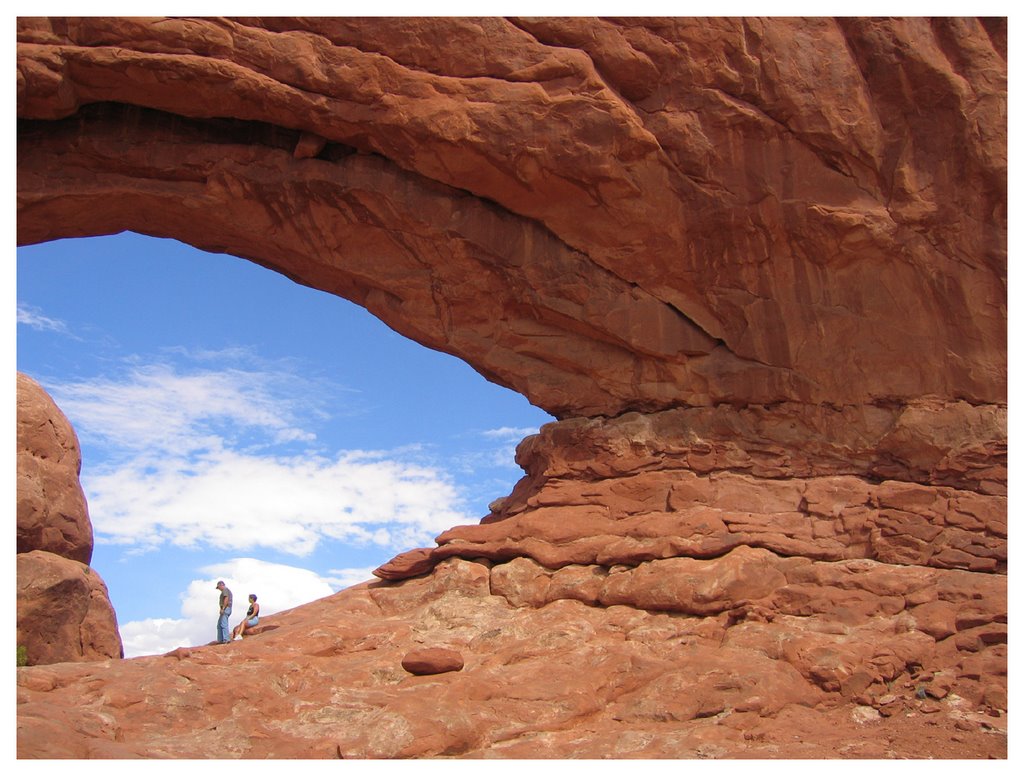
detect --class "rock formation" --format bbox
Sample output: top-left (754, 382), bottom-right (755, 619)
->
top-left (401, 647), bottom-right (465, 676)
top-left (17, 372), bottom-right (94, 562)
top-left (17, 550), bottom-right (124, 666)
top-left (16, 17), bottom-right (1006, 417)
top-left (378, 401), bottom-right (1006, 580)
top-left (16, 17), bottom-right (1005, 758)
top-left (16, 373), bottom-right (123, 665)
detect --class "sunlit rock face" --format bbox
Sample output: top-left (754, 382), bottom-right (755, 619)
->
top-left (16, 373), bottom-right (123, 665)
top-left (16, 17), bottom-right (1005, 758)
top-left (13, 559), bottom-right (1007, 759)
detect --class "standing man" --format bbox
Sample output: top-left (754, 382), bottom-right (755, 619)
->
top-left (215, 580), bottom-right (233, 644)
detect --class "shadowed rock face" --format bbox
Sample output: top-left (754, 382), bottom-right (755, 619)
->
top-left (17, 551), bottom-right (124, 666)
top-left (16, 17), bottom-right (1005, 759)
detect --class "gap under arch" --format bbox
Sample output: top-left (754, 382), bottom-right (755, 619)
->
top-left (16, 231), bottom-right (553, 656)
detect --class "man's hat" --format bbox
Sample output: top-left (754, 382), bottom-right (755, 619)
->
top-left (216, 580), bottom-right (225, 588)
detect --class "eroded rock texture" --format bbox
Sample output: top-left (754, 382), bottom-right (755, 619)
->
top-left (17, 372), bottom-right (93, 562)
top-left (379, 400), bottom-right (1007, 579)
top-left (16, 17), bottom-right (1005, 759)
top-left (16, 373), bottom-right (123, 665)
top-left (16, 16), bottom-right (1006, 416)
top-left (15, 559), bottom-right (1006, 758)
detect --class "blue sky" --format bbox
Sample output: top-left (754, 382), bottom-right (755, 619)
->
top-left (17, 232), bottom-right (553, 657)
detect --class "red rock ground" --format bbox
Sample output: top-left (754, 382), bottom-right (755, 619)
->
top-left (16, 558), bottom-right (1007, 759)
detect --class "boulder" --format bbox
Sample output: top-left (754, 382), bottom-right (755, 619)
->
top-left (401, 647), bottom-right (465, 676)
top-left (17, 550), bottom-right (123, 665)
top-left (16, 372), bottom-right (123, 665)
top-left (17, 372), bottom-right (92, 563)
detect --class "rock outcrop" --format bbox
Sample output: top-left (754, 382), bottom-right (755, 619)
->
top-left (16, 373), bottom-right (123, 665)
top-left (16, 17), bottom-right (1005, 758)
top-left (17, 551), bottom-right (124, 666)
top-left (377, 401), bottom-right (1006, 581)
top-left (17, 372), bottom-right (94, 563)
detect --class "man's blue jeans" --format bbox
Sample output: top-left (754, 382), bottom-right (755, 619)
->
top-left (217, 607), bottom-right (231, 643)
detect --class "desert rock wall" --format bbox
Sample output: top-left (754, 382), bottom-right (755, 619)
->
top-left (377, 400), bottom-right (1006, 579)
top-left (17, 17), bottom-right (1006, 416)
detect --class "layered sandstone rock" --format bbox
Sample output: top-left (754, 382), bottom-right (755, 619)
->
top-left (16, 373), bottom-right (123, 665)
top-left (377, 400), bottom-right (1007, 580)
top-left (15, 17), bottom-right (1005, 759)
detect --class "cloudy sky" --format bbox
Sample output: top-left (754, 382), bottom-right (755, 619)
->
top-left (17, 232), bottom-right (552, 657)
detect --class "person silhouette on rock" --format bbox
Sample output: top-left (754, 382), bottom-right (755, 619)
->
top-left (215, 580), bottom-right (232, 644)
top-left (232, 594), bottom-right (260, 640)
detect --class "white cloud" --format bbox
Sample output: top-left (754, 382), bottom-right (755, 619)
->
top-left (163, 345), bottom-right (267, 364)
top-left (17, 302), bottom-right (72, 335)
top-left (50, 357), bottom-right (474, 560)
top-left (51, 363), bottom-right (317, 454)
top-left (482, 426), bottom-right (542, 439)
top-left (119, 557), bottom-right (342, 658)
top-left (117, 618), bottom-right (197, 660)
top-left (86, 447), bottom-right (469, 555)
top-left (324, 566), bottom-right (378, 589)
top-left (445, 426), bottom-right (542, 474)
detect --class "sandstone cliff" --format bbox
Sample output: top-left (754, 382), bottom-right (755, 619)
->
top-left (16, 17), bottom-right (1005, 759)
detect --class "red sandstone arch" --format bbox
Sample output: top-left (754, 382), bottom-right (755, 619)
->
top-left (17, 17), bottom-right (1007, 419)
top-left (15, 18), bottom-right (1010, 757)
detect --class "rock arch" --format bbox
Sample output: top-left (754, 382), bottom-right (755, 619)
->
top-left (17, 17), bottom-right (1007, 418)
top-left (16, 17), bottom-right (1007, 757)
top-left (16, 13), bottom-right (1007, 589)
top-left (17, 15), bottom-right (1007, 578)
